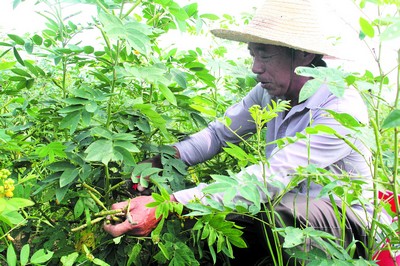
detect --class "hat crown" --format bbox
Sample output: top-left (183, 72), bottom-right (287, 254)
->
top-left (211, 0), bottom-right (342, 58)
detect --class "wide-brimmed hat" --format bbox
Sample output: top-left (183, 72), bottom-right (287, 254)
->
top-left (211, 0), bottom-right (344, 59)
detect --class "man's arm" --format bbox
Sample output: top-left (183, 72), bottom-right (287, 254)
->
top-left (175, 84), bottom-right (269, 165)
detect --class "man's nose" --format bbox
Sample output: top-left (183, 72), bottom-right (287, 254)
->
top-left (251, 58), bottom-right (265, 74)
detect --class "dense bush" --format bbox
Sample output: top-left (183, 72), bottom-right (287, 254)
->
top-left (0, 0), bottom-right (399, 265)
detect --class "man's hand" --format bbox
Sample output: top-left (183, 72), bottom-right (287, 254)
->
top-left (103, 196), bottom-right (159, 237)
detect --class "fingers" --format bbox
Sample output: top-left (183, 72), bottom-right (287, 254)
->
top-left (103, 220), bottom-right (131, 237)
top-left (110, 200), bottom-right (129, 210)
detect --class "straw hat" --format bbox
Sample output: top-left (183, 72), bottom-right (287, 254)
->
top-left (211, 0), bottom-right (343, 59)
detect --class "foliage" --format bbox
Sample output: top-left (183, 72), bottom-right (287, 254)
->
top-left (0, 0), bottom-right (399, 265)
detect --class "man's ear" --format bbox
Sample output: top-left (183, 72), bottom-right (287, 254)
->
top-left (295, 51), bottom-right (317, 66)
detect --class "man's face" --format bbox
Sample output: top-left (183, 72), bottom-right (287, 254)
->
top-left (248, 43), bottom-right (301, 101)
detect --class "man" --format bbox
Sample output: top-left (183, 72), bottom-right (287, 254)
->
top-left (104, 0), bottom-right (381, 264)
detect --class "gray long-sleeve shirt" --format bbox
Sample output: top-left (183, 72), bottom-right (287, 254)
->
top-left (173, 83), bottom-right (373, 206)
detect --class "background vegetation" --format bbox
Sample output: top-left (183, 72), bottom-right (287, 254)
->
top-left (0, 0), bottom-right (399, 265)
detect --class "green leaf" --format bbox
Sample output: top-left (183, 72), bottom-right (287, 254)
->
top-left (90, 127), bottom-right (113, 140)
top-left (47, 161), bottom-right (75, 172)
top-left (313, 124), bottom-right (336, 134)
top-left (59, 110), bottom-right (82, 134)
top-left (60, 167), bottom-right (79, 187)
top-left (170, 68), bottom-right (187, 88)
top-left (56, 184), bottom-right (70, 203)
top-left (92, 258), bottom-right (110, 266)
top-left (238, 185), bottom-right (260, 206)
top-left (32, 34), bottom-right (43, 45)
top-left (25, 41), bottom-right (34, 54)
top-left (113, 146), bottom-right (136, 166)
top-left (132, 163), bottom-right (152, 178)
top-left (85, 101), bottom-right (98, 113)
top-left (83, 45), bottom-right (95, 54)
top-left (185, 203), bottom-right (212, 216)
top-left (359, 17), bottom-right (375, 38)
top-left (74, 198), bottom-right (85, 218)
top-left (210, 174), bottom-right (238, 185)
top-left (4, 198), bottom-right (34, 211)
top-left (60, 252), bottom-right (79, 266)
top-left (1, 210), bottom-right (25, 225)
top-left (158, 83), bottom-right (177, 106)
top-left (202, 182), bottom-right (231, 194)
top-left (24, 61), bottom-right (38, 76)
top-left (223, 143), bottom-right (249, 161)
top-left (127, 243), bottom-right (142, 266)
top-left (381, 21), bottom-right (400, 41)
top-left (200, 13), bottom-right (220, 20)
top-left (0, 61), bottom-right (16, 70)
top-left (13, 47), bottom-right (25, 66)
top-left (7, 245), bottom-right (17, 266)
top-left (324, 109), bottom-right (362, 129)
top-left (281, 227), bottom-right (305, 248)
top-left (11, 68), bottom-right (31, 77)
top-left (85, 139), bottom-right (114, 165)
top-left (141, 167), bottom-right (162, 178)
top-left (298, 79), bottom-right (320, 102)
top-left (114, 140), bottom-right (139, 153)
top-left (133, 104), bottom-right (167, 127)
top-left (20, 244), bottom-right (30, 266)
top-left (8, 34), bottom-right (25, 45)
top-left (35, 142), bottom-right (67, 162)
top-left (382, 109), bottom-right (400, 129)
top-left (158, 242), bottom-right (170, 260)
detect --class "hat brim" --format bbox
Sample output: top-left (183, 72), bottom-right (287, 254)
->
top-left (211, 28), bottom-right (342, 59)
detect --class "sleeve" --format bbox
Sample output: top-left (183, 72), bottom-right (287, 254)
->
top-left (174, 84), bottom-right (268, 166)
top-left (174, 89), bottom-right (371, 205)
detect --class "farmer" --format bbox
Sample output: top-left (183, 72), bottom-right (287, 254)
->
top-left (105, 0), bottom-right (382, 264)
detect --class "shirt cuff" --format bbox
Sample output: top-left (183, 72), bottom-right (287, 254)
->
top-left (172, 183), bottom-right (208, 205)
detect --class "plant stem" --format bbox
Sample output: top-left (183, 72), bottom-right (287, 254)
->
top-left (104, 164), bottom-right (111, 207)
top-left (121, 0), bottom-right (142, 20)
top-left (392, 49), bottom-right (400, 231)
top-left (71, 217), bottom-right (105, 232)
